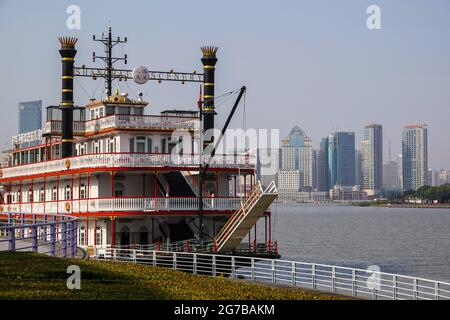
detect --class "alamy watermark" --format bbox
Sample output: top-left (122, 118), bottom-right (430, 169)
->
top-left (66, 5), bottom-right (81, 30)
top-left (366, 265), bottom-right (382, 290)
top-left (66, 265), bottom-right (81, 290)
top-left (367, 5), bottom-right (381, 30)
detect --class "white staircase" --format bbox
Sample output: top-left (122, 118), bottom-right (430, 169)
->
top-left (215, 181), bottom-right (278, 253)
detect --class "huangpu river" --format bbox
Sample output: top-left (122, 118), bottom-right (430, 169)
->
top-left (264, 204), bottom-right (450, 282)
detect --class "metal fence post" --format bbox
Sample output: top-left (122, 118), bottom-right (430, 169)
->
top-left (113, 248), bottom-right (117, 260)
top-left (331, 267), bottom-right (336, 293)
top-left (32, 226), bottom-right (38, 253)
top-left (251, 258), bottom-right (255, 281)
top-left (311, 264), bottom-right (316, 290)
top-left (50, 223), bottom-right (56, 257)
top-left (413, 279), bottom-right (418, 300)
top-left (212, 255), bottom-right (216, 277)
top-left (193, 253), bottom-right (197, 275)
top-left (352, 269), bottom-right (356, 296)
top-left (173, 252), bottom-right (177, 270)
top-left (393, 275), bottom-right (397, 300)
top-left (8, 227), bottom-right (15, 252)
top-left (271, 260), bottom-right (276, 284)
top-left (291, 262), bottom-right (296, 286)
top-left (72, 220), bottom-right (77, 257)
top-left (133, 249), bottom-right (137, 263)
top-left (152, 251), bottom-right (156, 266)
top-left (61, 222), bottom-right (67, 257)
top-left (435, 282), bottom-right (439, 300)
top-left (231, 256), bottom-right (235, 279)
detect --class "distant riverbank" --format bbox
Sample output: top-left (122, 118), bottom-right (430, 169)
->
top-left (352, 202), bottom-right (450, 209)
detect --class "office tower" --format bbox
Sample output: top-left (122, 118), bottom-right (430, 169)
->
top-left (355, 150), bottom-right (363, 187)
top-left (397, 154), bottom-right (403, 191)
top-left (328, 132), bottom-right (356, 187)
top-left (402, 124), bottom-right (428, 191)
top-left (312, 149), bottom-right (318, 190)
top-left (317, 137), bottom-right (330, 191)
top-left (437, 169), bottom-right (450, 186)
top-left (361, 124), bottom-right (383, 196)
top-left (383, 161), bottom-right (400, 191)
top-left (281, 126), bottom-right (313, 190)
top-left (18, 100), bottom-right (42, 133)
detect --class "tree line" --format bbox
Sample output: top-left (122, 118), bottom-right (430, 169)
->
top-left (400, 184), bottom-right (450, 203)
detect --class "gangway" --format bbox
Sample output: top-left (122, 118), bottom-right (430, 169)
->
top-left (215, 181), bottom-right (278, 253)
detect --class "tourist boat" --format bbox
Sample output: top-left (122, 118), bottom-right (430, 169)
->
top-left (0, 28), bottom-right (278, 257)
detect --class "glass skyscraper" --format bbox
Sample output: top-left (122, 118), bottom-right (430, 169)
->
top-left (317, 137), bottom-right (330, 191)
top-left (328, 132), bottom-right (356, 187)
top-left (281, 126), bottom-right (313, 190)
top-left (361, 124), bottom-right (383, 196)
top-left (18, 100), bottom-right (42, 133)
top-left (402, 124), bottom-right (428, 191)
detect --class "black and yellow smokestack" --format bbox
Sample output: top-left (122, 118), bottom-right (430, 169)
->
top-left (58, 37), bottom-right (78, 158)
top-left (201, 46), bottom-right (218, 140)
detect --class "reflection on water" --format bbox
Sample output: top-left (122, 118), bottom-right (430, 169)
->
top-left (259, 203), bottom-right (450, 282)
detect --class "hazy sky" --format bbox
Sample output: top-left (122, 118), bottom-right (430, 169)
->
top-left (1, 0), bottom-right (449, 168)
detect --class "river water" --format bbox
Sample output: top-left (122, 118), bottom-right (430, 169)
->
top-left (264, 204), bottom-right (450, 282)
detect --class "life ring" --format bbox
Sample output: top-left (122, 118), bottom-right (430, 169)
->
top-left (0, 169), bottom-right (3, 178)
top-left (0, 206), bottom-right (3, 212)
top-left (65, 159), bottom-right (71, 169)
top-left (65, 202), bottom-right (71, 212)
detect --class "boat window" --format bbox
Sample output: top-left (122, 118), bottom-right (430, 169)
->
top-left (80, 184), bottom-right (86, 199)
top-left (65, 185), bottom-right (72, 200)
top-left (78, 227), bottom-right (86, 246)
top-left (52, 186), bottom-right (57, 201)
top-left (39, 187), bottom-right (44, 202)
top-left (114, 182), bottom-right (125, 197)
top-left (147, 138), bottom-right (152, 153)
top-left (129, 138), bottom-right (135, 152)
top-left (136, 136), bottom-right (146, 153)
top-left (118, 106), bottom-right (130, 115)
top-left (106, 106), bottom-right (115, 115)
top-left (134, 107), bottom-right (143, 115)
top-left (96, 227), bottom-right (103, 246)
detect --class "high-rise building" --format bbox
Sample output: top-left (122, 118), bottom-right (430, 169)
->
top-left (402, 124), bottom-right (428, 191)
top-left (397, 154), bottom-right (403, 191)
top-left (316, 137), bottom-right (330, 191)
top-left (361, 124), bottom-right (383, 196)
top-left (437, 169), bottom-right (450, 186)
top-left (18, 100), bottom-right (42, 134)
top-left (312, 149), bottom-right (318, 190)
top-left (355, 150), bottom-right (363, 187)
top-left (383, 161), bottom-right (400, 191)
top-left (281, 126), bottom-right (313, 190)
top-left (328, 132), bottom-right (356, 187)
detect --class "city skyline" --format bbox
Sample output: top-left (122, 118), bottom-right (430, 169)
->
top-left (0, 1), bottom-right (449, 169)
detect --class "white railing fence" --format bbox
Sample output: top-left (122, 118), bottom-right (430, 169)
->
top-left (4, 197), bottom-right (242, 215)
top-left (1, 153), bottom-right (255, 178)
top-left (93, 248), bottom-right (450, 300)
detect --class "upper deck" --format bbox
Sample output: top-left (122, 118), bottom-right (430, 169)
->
top-left (0, 152), bottom-right (255, 180)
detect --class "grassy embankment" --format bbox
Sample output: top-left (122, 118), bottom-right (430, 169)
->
top-left (0, 252), bottom-right (346, 300)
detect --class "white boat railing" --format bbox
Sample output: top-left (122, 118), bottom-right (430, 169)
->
top-left (0, 152), bottom-right (255, 178)
top-left (93, 247), bottom-right (450, 300)
top-left (3, 197), bottom-right (243, 214)
top-left (43, 114), bottom-right (198, 136)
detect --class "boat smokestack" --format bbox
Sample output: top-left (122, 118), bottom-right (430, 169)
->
top-left (200, 46), bottom-right (218, 142)
top-left (58, 36), bottom-right (78, 158)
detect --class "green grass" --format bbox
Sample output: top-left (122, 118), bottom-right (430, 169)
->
top-left (0, 252), bottom-right (346, 300)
